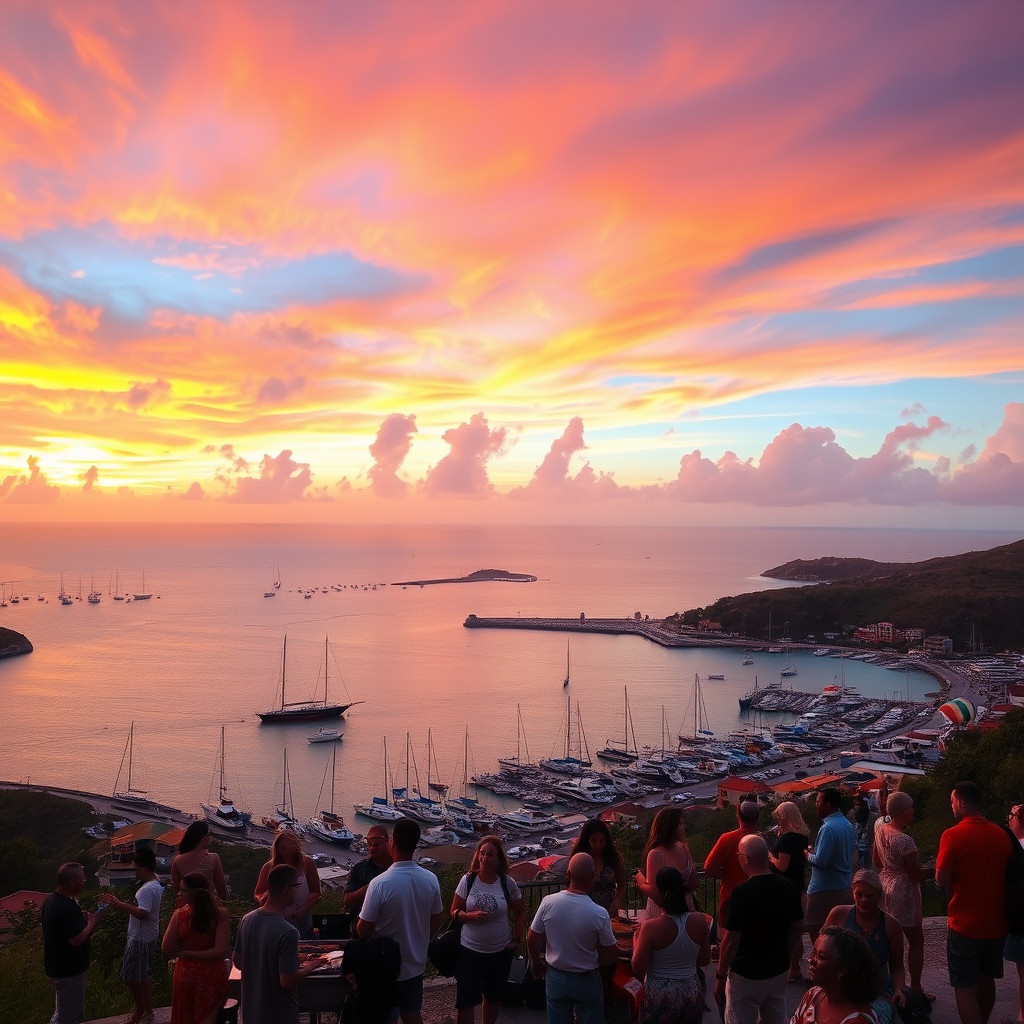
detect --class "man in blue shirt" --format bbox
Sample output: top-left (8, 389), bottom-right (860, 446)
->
top-left (805, 788), bottom-right (856, 942)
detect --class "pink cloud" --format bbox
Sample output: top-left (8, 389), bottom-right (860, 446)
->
top-left (510, 417), bottom-right (620, 501)
top-left (367, 413), bottom-right (417, 497)
top-left (665, 415), bottom-right (957, 506)
top-left (81, 464), bottom-right (99, 491)
top-left (422, 413), bottom-right (509, 496)
top-left (0, 455), bottom-right (60, 503)
top-left (225, 450), bottom-right (318, 503)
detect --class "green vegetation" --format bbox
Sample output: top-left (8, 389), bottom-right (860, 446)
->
top-left (668, 539), bottom-right (1024, 650)
top-left (8, 710), bottom-right (1024, 1022)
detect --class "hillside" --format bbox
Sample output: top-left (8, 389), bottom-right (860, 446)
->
top-left (679, 538), bottom-right (1024, 651)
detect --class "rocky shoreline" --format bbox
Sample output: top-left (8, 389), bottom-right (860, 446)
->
top-left (0, 627), bottom-right (32, 658)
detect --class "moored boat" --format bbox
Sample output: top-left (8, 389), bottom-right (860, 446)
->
top-left (258, 635), bottom-right (363, 723)
top-left (201, 726), bottom-right (246, 832)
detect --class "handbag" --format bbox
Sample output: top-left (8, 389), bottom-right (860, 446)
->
top-left (428, 871), bottom-right (477, 977)
top-left (427, 919), bottom-right (461, 977)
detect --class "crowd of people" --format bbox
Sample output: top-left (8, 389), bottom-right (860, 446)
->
top-left (36, 779), bottom-right (1024, 1024)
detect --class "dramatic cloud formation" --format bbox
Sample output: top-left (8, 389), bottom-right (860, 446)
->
top-left (0, 456), bottom-right (60, 504)
top-left (422, 414), bottom-right (509, 496)
top-left (226, 450), bottom-right (317, 504)
top-left (368, 414), bottom-right (418, 497)
top-left (0, 2), bottom-right (1022, 524)
top-left (511, 418), bottom-right (620, 501)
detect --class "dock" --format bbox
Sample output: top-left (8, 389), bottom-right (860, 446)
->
top-left (463, 615), bottom-right (748, 648)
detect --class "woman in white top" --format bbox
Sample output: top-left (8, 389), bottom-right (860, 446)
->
top-left (632, 867), bottom-right (710, 1024)
top-left (450, 835), bottom-right (527, 1024)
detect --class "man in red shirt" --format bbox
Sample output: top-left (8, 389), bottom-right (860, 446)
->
top-left (704, 799), bottom-right (762, 939)
top-left (936, 780), bottom-right (1012, 1024)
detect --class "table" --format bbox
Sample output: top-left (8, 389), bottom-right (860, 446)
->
top-left (229, 940), bottom-right (352, 1024)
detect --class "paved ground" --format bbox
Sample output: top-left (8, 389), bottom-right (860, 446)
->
top-left (87, 918), bottom-right (1022, 1024)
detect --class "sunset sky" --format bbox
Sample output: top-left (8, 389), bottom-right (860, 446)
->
top-left (2, 0), bottom-right (1022, 526)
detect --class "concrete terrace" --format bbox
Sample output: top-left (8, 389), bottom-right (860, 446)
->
top-left (85, 917), bottom-right (1020, 1024)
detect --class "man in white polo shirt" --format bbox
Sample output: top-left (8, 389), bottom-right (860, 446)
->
top-left (527, 853), bottom-right (618, 1024)
top-left (357, 818), bottom-right (443, 1024)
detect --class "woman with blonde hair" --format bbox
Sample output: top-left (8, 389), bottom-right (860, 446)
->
top-left (768, 801), bottom-right (809, 981)
top-left (253, 830), bottom-right (321, 938)
top-left (872, 790), bottom-right (931, 1001)
top-left (450, 835), bottom-right (527, 1024)
top-left (823, 869), bottom-right (905, 1023)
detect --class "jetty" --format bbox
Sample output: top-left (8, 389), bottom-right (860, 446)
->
top-left (464, 615), bottom-right (749, 648)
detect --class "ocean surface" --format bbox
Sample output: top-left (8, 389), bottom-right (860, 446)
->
top-left (1, 523), bottom-right (1018, 824)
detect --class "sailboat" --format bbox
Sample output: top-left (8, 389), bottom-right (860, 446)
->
top-left (354, 737), bottom-right (405, 822)
top-left (562, 639), bottom-right (570, 688)
top-left (678, 674), bottom-right (716, 745)
top-left (58, 574), bottom-right (73, 606)
top-left (497, 704), bottom-right (535, 770)
top-left (445, 728), bottom-right (493, 824)
top-left (133, 570), bottom-right (153, 601)
top-left (539, 699), bottom-right (593, 774)
top-left (112, 722), bottom-right (151, 809)
top-left (257, 635), bottom-right (364, 723)
top-left (202, 726), bottom-right (246, 832)
top-left (393, 732), bottom-right (446, 824)
top-left (87, 573), bottom-right (101, 604)
top-left (263, 749), bottom-right (301, 832)
top-left (596, 686), bottom-right (639, 763)
top-left (307, 745), bottom-right (354, 846)
top-left (113, 570), bottom-right (125, 600)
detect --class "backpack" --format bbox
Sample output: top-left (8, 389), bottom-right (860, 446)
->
top-left (340, 936), bottom-right (401, 1024)
top-left (1004, 825), bottom-right (1024, 934)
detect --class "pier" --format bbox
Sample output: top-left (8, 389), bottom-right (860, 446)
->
top-left (463, 615), bottom-right (749, 648)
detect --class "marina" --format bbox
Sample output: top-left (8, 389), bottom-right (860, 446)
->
top-left (0, 522), bottom-right (1018, 842)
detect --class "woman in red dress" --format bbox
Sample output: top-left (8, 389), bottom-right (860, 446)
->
top-left (161, 871), bottom-right (231, 1024)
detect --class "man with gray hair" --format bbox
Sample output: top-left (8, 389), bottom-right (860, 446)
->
top-left (705, 798), bottom-right (763, 936)
top-left (41, 862), bottom-right (106, 1024)
top-left (527, 852), bottom-right (618, 1024)
top-left (714, 834), bottom-right (803, 1023)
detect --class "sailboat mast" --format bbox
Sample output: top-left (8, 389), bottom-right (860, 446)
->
top-left (323, 636), bottom-right (329, 704)
top-left (219, 725), bottom-right (227, 799)
top-left (330, 745), bottom-right (336, 814)
top-left (280, 636), bottom-right (288, 709)
top-left (127, 721), bottom-right (134, 792)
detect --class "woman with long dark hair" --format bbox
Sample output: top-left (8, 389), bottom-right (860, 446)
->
top-left (161, 872), bottom-right (230, 1024)
top-left (450, 835), bottom-right (527, 1024)
top-left (171, 821), bottom-right (226, 902)
top-left (632, 867), bottom-right (710, 1024)
top-left (635, 806), bottom-right (695, 917)
top-left (569, 819), bottom-right (627, 917)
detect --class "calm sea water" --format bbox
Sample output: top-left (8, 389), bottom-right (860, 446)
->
top-left (1, 523), bottom-right (1017, 822)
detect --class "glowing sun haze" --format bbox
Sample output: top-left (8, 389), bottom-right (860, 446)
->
top-left (1, 0), bottom-right (1022, 526)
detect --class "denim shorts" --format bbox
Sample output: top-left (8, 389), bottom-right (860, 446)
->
top-left (947, 928), bottom-right (1005, 987)
top-left (1005, 932), bottom-right (1024, 963)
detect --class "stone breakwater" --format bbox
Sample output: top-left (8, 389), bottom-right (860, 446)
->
top-left (463, 615), bottom-right (749, 648)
